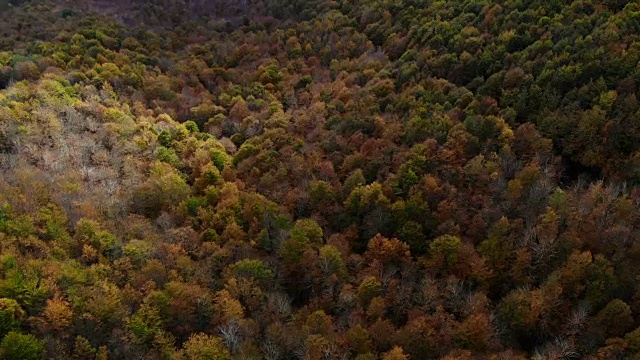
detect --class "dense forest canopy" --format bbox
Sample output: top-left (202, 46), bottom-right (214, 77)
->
top-left (1, 0), bottom-right (640, 359)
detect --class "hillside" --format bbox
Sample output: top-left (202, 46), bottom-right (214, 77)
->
top-left (1, 0), bottom-right (640, 359)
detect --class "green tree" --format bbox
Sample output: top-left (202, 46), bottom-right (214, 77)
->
top-left (73, 336), bottom-right (96, 359)
top-left (157, 130), bottom-right (172, 147)
top-left (231, 259), bottom-right (274, 283)
top-left (318, 245), bottom-right (346, 277)
top-left (0, 332), bottom-right (45, 360)
top-left (358, 276), bottom-right (382, 307)
top-left (429, 235), bottom-right (462, 269)
top-left (280, 219), bottom-right (323, 264)
top-left (596, 299), bottom-right (633, 338)
top-left (133, 161), bottom-right (191, 216)
top-left (0, 299), bottom-right (23, 338)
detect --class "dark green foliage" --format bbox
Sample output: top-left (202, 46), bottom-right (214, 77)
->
top-left (60, 9), bottom-right (74, 18)
top-left (210, 150), bottom-right (225, 171)
top-left (157, 130), bottom-right (172, 148)
top-left (0, 299), bottom-right (22, 338)
top-left (295, 75), bottom-right (312, 89)
top-left (184, 121), bottom-right (199, 133)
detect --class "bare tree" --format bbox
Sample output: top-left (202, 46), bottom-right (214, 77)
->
top-left (260, 339), bottom-right (282, 360)
top-left (267, 292), bottom-right (292, 320)
top-left (567, 303), bottom-right (589, 335)
top-left (219, 320), bottom-right (242, 354)
top-left (532, 337), bottom-right (579, 360)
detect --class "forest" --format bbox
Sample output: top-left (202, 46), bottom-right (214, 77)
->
top-left (1, 0), bottom-right (640, 358)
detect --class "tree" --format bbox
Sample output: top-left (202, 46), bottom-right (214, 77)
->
top-left (453, 313), bottom-right (493, 351)
top-left (398, 220), bottom-right (427, 254)
top-left (214, 289), bottom-right (244, 324)
top-left (625, 326), bottom-right (640, 354)
top-left (43, 297), bottom-right (73, 331)
top-left (344, 182), bottom-right (392, 246)
top-left (195, 164), bottom-right (223, 192)
top-left (280, 219), bottom-right (323, 264)
top-left (394, 316), bottom-right (438, 359)
top-left (231, 259), bottom-right (274, 283)
top-left (0, 332), bottom-right (45, 360)
top-left (305, 310), bottom-right (333, 337)
top-left (497, 289), bottom-right (540, 339)
top-left (595, 299), bottom-right (633, 339)
top-left (84, 282), bottom-right (128, 330)
top-left (127, 303), bottom-right (164, 345)
top-left (0, 299), bottom-right (23, 338)
top-left (72, 336), bottom-right (96, 360)
top-left (182, 333), bottom-right (231, 360)
top-left (382, 346), bottom-right (409, 360)
top-left (429, 235), bottom-right (462, 270)
top-left (133, 161), bottom-right (191, 217)
top-left (365, 234), bottom-right (411, 266)
top-left (358, 277), bottom-right (382, 307)
top-left (259, 64), bottom-right (284, 85)
top-left (318, 245), bottom-right (346, 277)
top-left (347, 324), bottom-right (372, 355)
